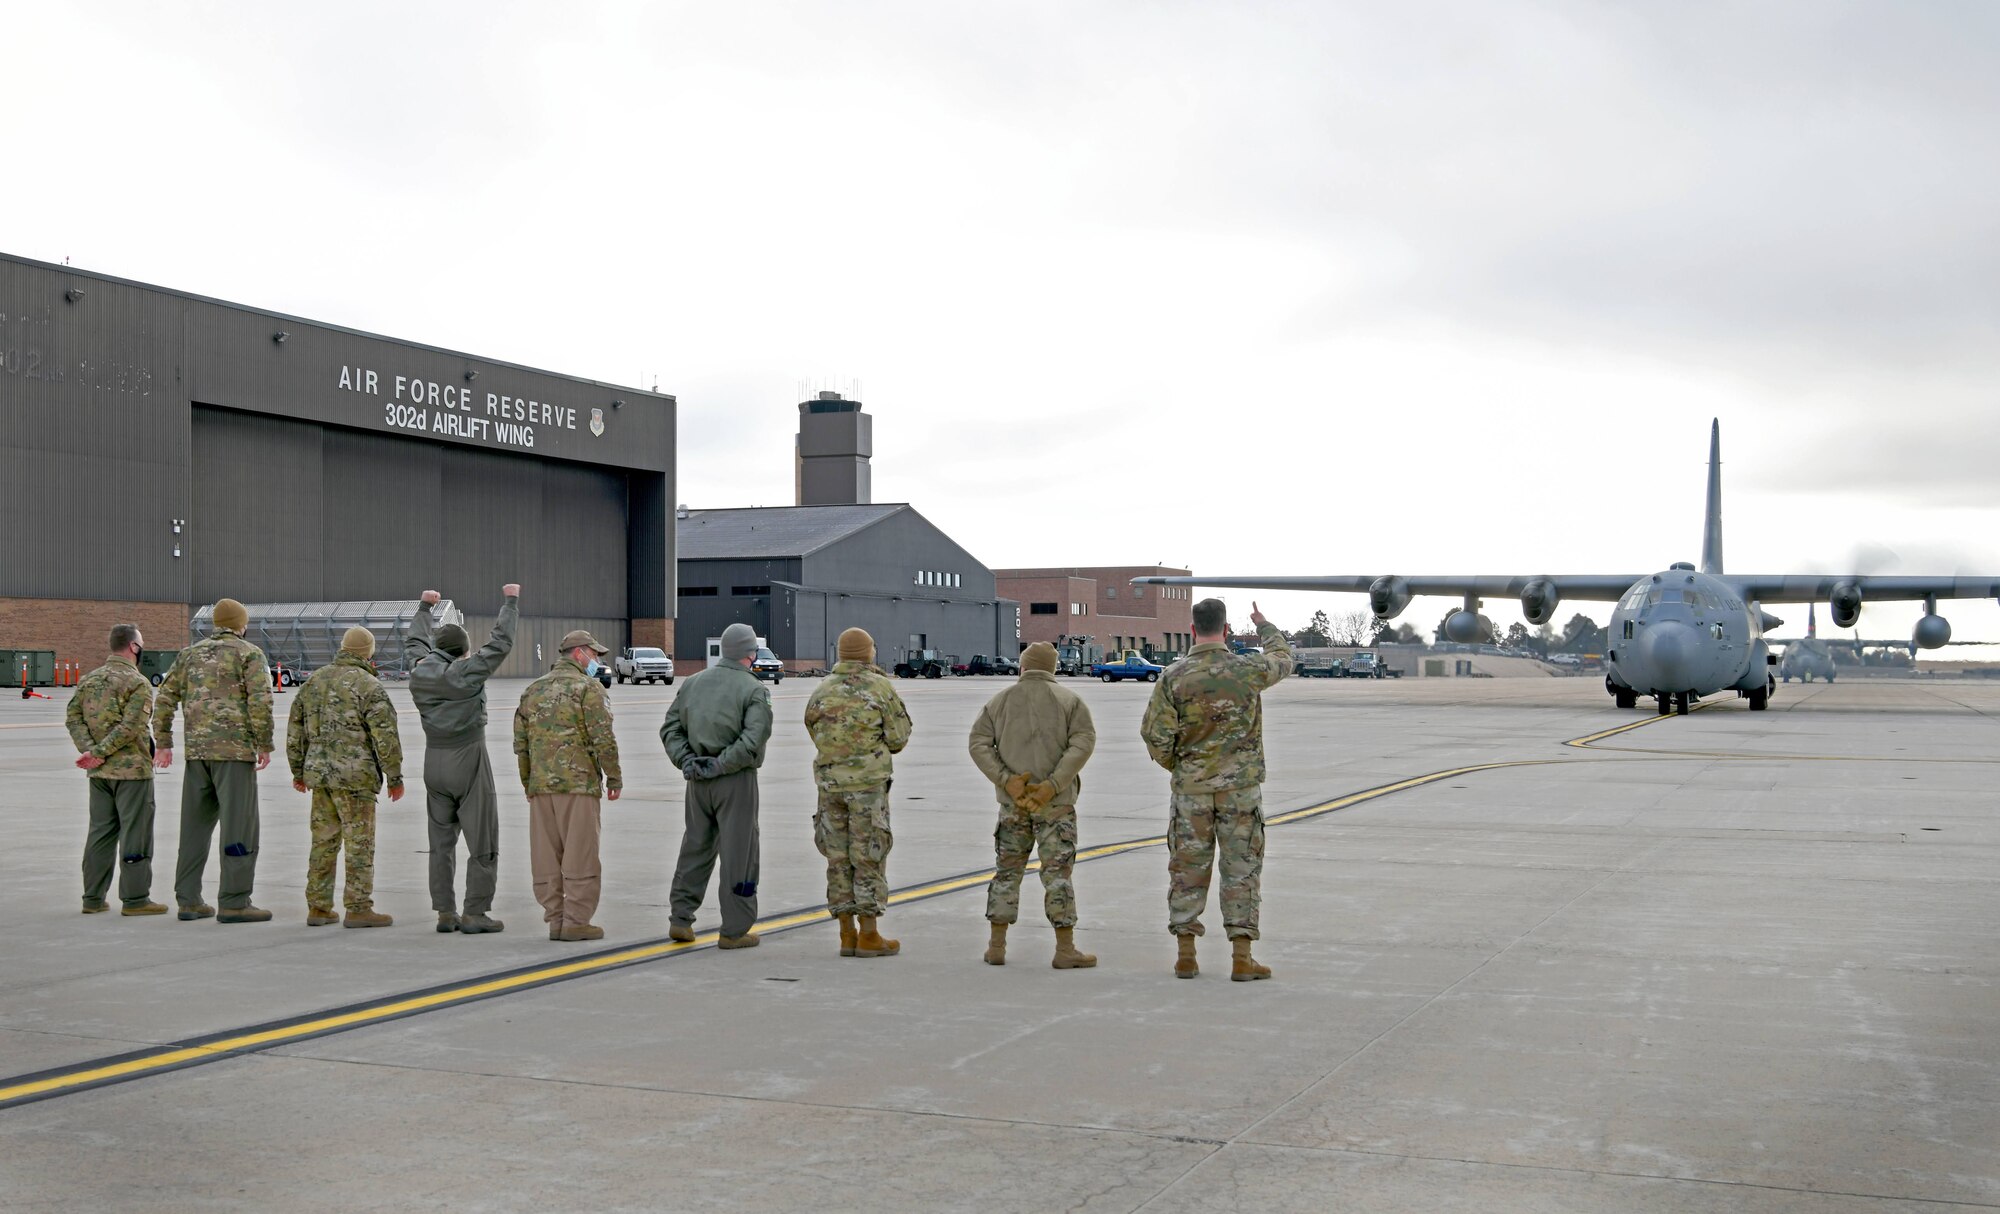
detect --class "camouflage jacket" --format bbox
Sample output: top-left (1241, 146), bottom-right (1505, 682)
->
top-left (661, 662), bottom-right (773, 777)
top-left (803, 660), bottom-right (912, 792)
top-left (66, 657), bottom-right (154, 781)
top-left (1140, 621), bottom-right (1292, 793)
top-left (408, 596), bottom-right (517, 746)
top-left (286, 654), bottom-right (404, 792)
top-left (152, 629), bottom-right (275, 761)
top-left (967, 671), bottom-right (1095, 808)
top-left (513, 658), bottom-right (622, 796)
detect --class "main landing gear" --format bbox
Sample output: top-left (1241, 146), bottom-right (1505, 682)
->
top-left (1747, 677), bottom-right (1772, 711)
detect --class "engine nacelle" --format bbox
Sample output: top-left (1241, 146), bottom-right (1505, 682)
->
top-left (1368, 575), bottom-right (1411, 620)
top-left (1829, 581), bottom-right (1863, 629)
top-left (1444, 609), bottom-right (1485, 643)
top-left (1913, 613), bottom-right (1952, 650)
top-left (1520, 578), bottom-right (1560, 626)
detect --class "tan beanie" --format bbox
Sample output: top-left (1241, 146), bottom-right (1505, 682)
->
top-left (1020, 642), bottom-right (1057, 674)
top-left (211, 598), bottom-right (249, 633)
top-left (837, 627), bottom-right (875, 663)
top-left (340, 626), bottom-right (376, 659)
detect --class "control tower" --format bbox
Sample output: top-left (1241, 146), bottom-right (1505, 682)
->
top-left (795, 391), bottom-right (872, 506)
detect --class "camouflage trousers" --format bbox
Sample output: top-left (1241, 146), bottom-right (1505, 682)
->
top-left (1167, 786), bottom-right (1264, 940)
top-left (985, 801), bottom-right (1079, 928)
top-left (814, 785), bottom-right (892, 917)
top-left (307, 788), bottom-right (378, 914)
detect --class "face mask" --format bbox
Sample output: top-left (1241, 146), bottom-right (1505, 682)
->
top-left (131, 644), bottom-right (145, 665)
top-left (585, 659), bottom-right (601, 677)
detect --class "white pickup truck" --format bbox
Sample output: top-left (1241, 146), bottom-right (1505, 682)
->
top-left (613, 646), bottom-right (675, 684)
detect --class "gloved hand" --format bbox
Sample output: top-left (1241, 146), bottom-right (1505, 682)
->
top-left (684, 756), bottom-right (724, 780)
top-left (1024, 780), bottom-right (1057, 811)
top-left (1003, 772), bottom-right (1030, 803)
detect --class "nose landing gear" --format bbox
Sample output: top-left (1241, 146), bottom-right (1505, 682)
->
top-left (1657, 691), bottom-right (1692, 716)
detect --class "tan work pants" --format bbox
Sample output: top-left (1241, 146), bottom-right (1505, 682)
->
top-left (528, 793), bottom-right (602, 930)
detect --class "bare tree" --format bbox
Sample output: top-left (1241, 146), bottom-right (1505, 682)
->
top-left (1332, 610), bottom-right (1374, 647)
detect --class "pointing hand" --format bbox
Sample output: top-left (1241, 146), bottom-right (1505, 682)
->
top-left (1250, 601), bottom-right (1268, 628)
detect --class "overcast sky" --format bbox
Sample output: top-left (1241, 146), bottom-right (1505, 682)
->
top-left (12, 1), bottom-right (2000, 642)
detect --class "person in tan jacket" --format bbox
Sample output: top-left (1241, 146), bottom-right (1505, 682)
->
top-left (966, 641), bottom-right (1098, 968)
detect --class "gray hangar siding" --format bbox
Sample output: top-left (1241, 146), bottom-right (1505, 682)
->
top-left (672, 559), bottom-right (800, 663)
top-left (190, 406), bottom-right (628, 618)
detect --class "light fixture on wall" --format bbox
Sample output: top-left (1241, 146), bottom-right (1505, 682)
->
top-left (611, 399), bottom-right (624, 410)
top-left (64, 287), bottom-right (85, 303)
top-left (272, 331), bottom-right (288, 344)
top-left (464, 370), bottom-right (478, 382)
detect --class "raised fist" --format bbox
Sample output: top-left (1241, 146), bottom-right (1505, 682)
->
top-left (421, 590), bottom-right (441, 605)
top-left (502, 583), bottom-right (520, 598)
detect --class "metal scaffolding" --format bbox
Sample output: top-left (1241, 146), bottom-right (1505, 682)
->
top-left (190, 600), bottom-right (462, 680)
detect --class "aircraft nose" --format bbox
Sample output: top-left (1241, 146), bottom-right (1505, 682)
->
top-left (1641, 621), bottom-right (1696, 690)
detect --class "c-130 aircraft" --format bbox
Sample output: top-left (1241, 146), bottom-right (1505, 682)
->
top-left (1135, 421), bottom-right (2000, 716)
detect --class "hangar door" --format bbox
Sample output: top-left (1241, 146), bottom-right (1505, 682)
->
top-left (190, 406), bottom-right (629, 672)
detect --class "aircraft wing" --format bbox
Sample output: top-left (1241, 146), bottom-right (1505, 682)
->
top-left (1725, 575), bottom-right (2000, 604)
top-left (1130, 574), bottom-right (1646, 601)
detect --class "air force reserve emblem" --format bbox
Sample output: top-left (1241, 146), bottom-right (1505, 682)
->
top-left (589, 407), bottom-right (605, 437)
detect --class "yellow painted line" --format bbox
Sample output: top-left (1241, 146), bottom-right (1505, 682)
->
top-left (0, 754), bottom-right (1571, 1109)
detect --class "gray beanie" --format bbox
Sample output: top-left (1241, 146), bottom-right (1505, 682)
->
top-left (435, 623), bottom-right (470, 658)
top-left (721, 623), bottom-right (758, 663)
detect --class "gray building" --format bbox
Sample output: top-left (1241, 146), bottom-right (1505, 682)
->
top-left (676, 504), bottom-right (1019, 671)
top-left (1, 253), bottom-right (675, 675)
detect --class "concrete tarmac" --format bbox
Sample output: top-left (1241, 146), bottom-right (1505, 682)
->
top-left (1, 674), bottom-right (1995, 1211)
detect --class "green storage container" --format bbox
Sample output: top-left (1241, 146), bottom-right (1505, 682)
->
top-left (2, 649), bottom-right (57, 689)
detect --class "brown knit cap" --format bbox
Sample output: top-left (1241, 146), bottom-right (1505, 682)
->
top-left (340, 626), bottom-right (376, 659)
top-left (211, 598), bottom-right (249, 633)
top-left (1020, 642), bottom-right (1057, 674)
top-left (837, 628), bottom-right (875, 663)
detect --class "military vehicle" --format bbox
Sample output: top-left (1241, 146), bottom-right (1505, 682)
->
top-left (893, 649), bottom-right (953, 679)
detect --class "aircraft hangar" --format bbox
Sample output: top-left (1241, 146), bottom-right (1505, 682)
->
top-left (0, 253), bottom-right (675, 676)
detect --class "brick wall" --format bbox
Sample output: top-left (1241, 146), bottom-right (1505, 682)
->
top-left (995, 566), bottom-right (1195, 654)
top-left (0, 598), bottom-right (190, 670)
top-left (632, 618), bottom-right (674, 652)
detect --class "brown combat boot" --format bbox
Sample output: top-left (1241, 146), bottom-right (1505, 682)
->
top-left (459, 913), bottom-right (503, 935)
top-left (557, 923), bottom-right (604, 942)
top-left (854, 915), bottom-right (900, 958)
top-left (436, 912), bottom-right (460, 933)
top-left (121, 901), bottom-right (168, 916)
top-left (343, 909), bottom-right (393, 928)
top-left (668, 920), bottom-right (696, 943)
top-left (718, 932), bottom-right (760, 949)
top-left (81, 898), bottom-right (109, 914)
top-left (1052, 927), bottom-right (1096, 970)
top-left (178, 902), bottom-right (215, 921)
top-left (1230, 937), bottom-right (1272, 982)
top-left (1174, 935), bottom-right (1198, 979)
top-left (216, 905), bottom-right (272, 924)
top-left (983, 921), bottom-right (1008, 966)
top-left (306, 907), bottom-right (340, 926)
top-left (837, 913), bottom-right (858, 957)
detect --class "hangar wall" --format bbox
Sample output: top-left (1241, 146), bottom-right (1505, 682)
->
top-left (0, 252), bottom-right (676, 671)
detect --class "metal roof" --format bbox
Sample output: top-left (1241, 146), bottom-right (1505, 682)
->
top-left (676, 504), bottom-right (909, 560)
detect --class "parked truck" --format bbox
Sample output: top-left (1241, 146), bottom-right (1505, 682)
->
top-left (613, 646), bottom-right (675, 684)
top-left (1091, 652), bottom-right (1164, 683)
top-left (1342, 650), bottom-right (1401, 679)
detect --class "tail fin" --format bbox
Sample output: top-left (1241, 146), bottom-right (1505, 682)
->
top-left (1700, 419), bottom-right (1724, 575)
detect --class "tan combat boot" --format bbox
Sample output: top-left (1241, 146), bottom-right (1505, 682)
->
top-left (1230, 937), bottom-right (1272, 982)
top-left (1052, 927), bottom-right (1097, 970)
top-left (121, 901), bottom-right (169, 916)
top-left (436, 912), bottom-right (460, 933)
top-left (458, 913), bottom-right (504, 935)
top-left (1174, 935), bottom-right (1198, 979)
top-left (178, 902), bottom-right (215, 921)
top-left (216, 905), bottom-right (272, 924)
top-left (668, 921), bottom-right (696, 943)
top-left (81, 899), bottom-right (109, 914)
top-left (718, 932), bottom-right (760, 949)
top-left (838, 913), bottom-right (858, 957)
top-left (306, 907), bottom-right (340, 927)
top-left (854, 915), bottom-right (900, 958)
top-left (558, 923), bottom-right (605, 942)
top-left (983, 921), bottom-right (1008, 966)
top-left (343, 909), bottom-right (393, 928)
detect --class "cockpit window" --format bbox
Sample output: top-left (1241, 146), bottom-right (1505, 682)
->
top-left (1620, 586), bottom-right (1647, 611)
top-left (1645, 587), bottom-right (1684, 607)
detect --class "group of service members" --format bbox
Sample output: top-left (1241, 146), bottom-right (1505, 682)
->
top-left (65, 589), bottom-right (1291, 979)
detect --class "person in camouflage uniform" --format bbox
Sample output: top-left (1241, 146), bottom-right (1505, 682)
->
top-left (803, 627), bottom-right (912, 958)
top-left (66, 624), bottom-right (167, 916)
top-left (661, 622), bottom-right (773, 950)
top-left (408, 585), bottom-right (518, 934)
top-left (153, 598), bottom-right (276, 924)
top-left (967, 641), bottom-right (1097, 969)
top-left (287, 626), bottom-right (405, 927)
top-left (1141, 597), bottom-right (1291, 981)
top-left (513, 630), bottom-right (622, 942)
